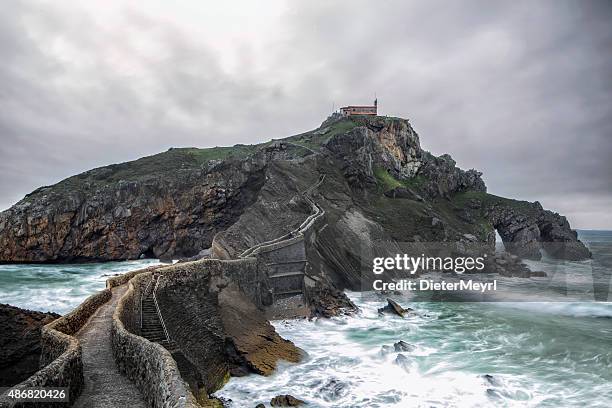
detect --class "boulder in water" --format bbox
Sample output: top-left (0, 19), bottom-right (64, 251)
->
top-left (378, 298), bottom-right (412, 317)
top-left (270, 394), bottom-right (305, 406)
top-left (483, 374), bottom-right (502, 387)
top-left (393, 340), bottom-right (415, 352)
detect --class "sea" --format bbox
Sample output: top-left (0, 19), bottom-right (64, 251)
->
top-left (1, 231), bottom-right (610, 407)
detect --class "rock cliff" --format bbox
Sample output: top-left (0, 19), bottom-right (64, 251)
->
top-left (0, 115), bottom-right (589, 277)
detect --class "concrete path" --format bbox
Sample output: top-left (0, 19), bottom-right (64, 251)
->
top-left (73, 285), bottom-right (147, 408)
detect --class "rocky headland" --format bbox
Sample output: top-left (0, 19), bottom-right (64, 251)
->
top-left (0, 114), bottom-right (593, 406)
top-left (0, 114), bottom-right (589, 273)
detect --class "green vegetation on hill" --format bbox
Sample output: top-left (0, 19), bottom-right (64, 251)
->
top-left (180, 144), bottom-right (260, 164)
top-left (452, 191), bottom-right (538, 214)
top-left (373, 167), bottom-right (425, 192)
top-left (29, 116), bottom-right (395, 198)
top-left (282, 117), bottom-right (360, 150)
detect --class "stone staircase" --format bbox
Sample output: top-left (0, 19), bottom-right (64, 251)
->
top-left (139, 276), bottom-right (203, 392)
top-left (140, 277), bottom-right (178, 352)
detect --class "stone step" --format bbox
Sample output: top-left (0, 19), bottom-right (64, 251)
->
top-left (146, 337), bottom-right (167, 343)
top-left (142, 330), bottom-right (166, 337)
top-left (265, 260), bottom-right (308, 266)
top-left (275, 289), bottom-right (304, 296)
top-left (268, 271), bottom-right (305, 278)
top-left (143, 334), bottom-right (166, 339)
top-left (141, 327), bottom-right (164, 332)
top-left (142, 328), bottom-right (165, 333)
top-left (143, 333), bottom-right (166, 339)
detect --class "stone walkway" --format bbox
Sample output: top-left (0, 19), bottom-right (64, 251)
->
top-left (72, 286), bottom-right (146, 408)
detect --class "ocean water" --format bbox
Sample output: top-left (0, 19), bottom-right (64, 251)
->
top-left (0, 233), bottom-right (610, 407)
top-left (0, 259), bottom-right (160, 314)
top-left (217, 231), bottom-right (612, 407)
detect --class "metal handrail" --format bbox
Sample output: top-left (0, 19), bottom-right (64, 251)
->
top-left (239, 175), bottom-right (326, 258)
top-left (140, 276), bottom-right (154, 329)
top-left (152, 275), bottom-right (171, 343)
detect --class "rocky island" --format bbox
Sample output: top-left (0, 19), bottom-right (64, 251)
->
top-left (0, 114), bottom-right (591, 407)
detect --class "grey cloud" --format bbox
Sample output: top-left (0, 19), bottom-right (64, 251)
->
top-left (0, 0), bottom-right (610, 229)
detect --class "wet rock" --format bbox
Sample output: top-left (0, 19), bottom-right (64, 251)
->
top-left (529, 270), bottom-right (547, 277)
top-left (393, 340), bottom-right (415, 352)
top-left (378, 298), bottom-right (412, 317)
top-left (483, 374), bottom-right (502, 387)
top-left (307, 284), bottom-right (358, 318)
top-left (394, 354), bottom-right (410, 370)
top-left (318, 378), bottom-right (349, 401)
top-left (270, 394), bottom-right (305, 406)
top-left (218, 286), bottom-right (303, 377)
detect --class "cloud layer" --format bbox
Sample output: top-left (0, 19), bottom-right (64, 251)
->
top-left (1, 0), bottom-right (611, 228)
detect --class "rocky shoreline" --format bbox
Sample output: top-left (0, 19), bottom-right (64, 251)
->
top-left (0, 304), bottom-right (60, 387)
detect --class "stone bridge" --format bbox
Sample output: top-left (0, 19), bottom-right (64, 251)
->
top-left (0, 174), bottom-right (328, 408)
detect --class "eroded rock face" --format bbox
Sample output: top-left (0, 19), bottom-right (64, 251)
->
top-left (0, 304), bottom-right (60, 386)
top-left (218, 286), bottom-right (303, 376)
top-left (0, 115), bottom-right (588, 272)
top-left (306, 284), bottom-right (358, 318)
top-left (486, 200), bottom-right (591, 260)
top-left (323, 116), bottom-right (423, 188)
top-left (0, 151), bottom-right (267, 262)
top-left (418, 153), bottom-right (486, 199)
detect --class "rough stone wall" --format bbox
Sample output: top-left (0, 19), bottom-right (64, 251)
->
top-left (0, 288), bottom-right (112, 408)
top-left (112, 272), bottom-right (201, 408)
top-left (219, 258), bottom-right (263, 307)
top-left (107, 265), bottom-right (164, 289)
top-left (0, 154), bottom-right (268, 262)
top-left (154, 264), bottom-right (230, 394)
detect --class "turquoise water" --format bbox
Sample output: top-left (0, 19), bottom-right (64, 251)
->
top-left (0, 233), bottom-right (610, 406)
top-left (217, 231), bottom-right (612, 407)
top-left (0, 259), bottom-right (160, 314)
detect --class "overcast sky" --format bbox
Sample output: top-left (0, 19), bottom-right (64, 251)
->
top-left (1, 0), bottom-right (611, 229)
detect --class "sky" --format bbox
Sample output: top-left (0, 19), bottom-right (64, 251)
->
top-left (1, 0), bottom-right (611, 229)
